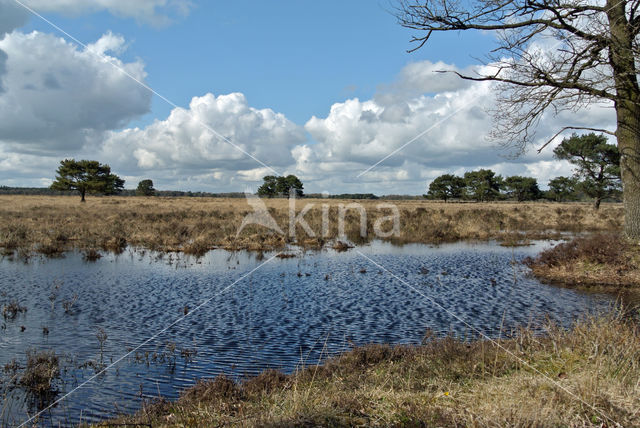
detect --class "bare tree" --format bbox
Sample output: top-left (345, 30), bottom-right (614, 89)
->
top-left (396, 0), bottom-right (640, 239)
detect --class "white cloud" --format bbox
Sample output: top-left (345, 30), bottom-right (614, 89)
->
top-left (86, 31), bottom-right (127, 56)
top-left (293, 59), bottom-right (616, 194)
top-left (375, 60), bottom-right (474, 104)
top-left (0, 31), bottom-right (151, 154)
top-left (0, 49), bottom-right (617, 194)
top-left (100, 92), bottom-right (306, 182)
top-left (303, 80), bottom-right (498, 172)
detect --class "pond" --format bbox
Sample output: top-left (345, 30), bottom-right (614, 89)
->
top-left (0, 240), bottom-right (612, 426)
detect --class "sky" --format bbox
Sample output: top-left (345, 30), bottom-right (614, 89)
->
top-left (0, 0), bottom-right (617, 194)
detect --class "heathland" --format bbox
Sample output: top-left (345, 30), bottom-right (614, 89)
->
top-left (0, 195), bottom-right (624, 258)
top-left (2, 196), bottom-right (638, 427)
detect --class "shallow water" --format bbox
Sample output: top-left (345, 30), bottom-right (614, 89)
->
top-left (0, 240), bottom-right (612, 426)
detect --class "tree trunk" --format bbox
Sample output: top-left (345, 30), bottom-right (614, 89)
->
top-left (616, 105), bottom-right (640, 238)
top-left (593, 196), bottom-right (602, 210)
top-left (608, 0), bottom-right (640, 239)
top-left (80, 189), bottom-right (86, 202)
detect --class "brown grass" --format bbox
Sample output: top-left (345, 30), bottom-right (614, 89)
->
top-left (0, 195), bottom-right (624, 256)
top-left (2, 301), bottom-right (27, 320)
top-left (525, 233), bottom-right (640, 288)
top-left (19, 349), bottom-right (60, 395)
top-left (105, 311), bottom-right (640, 427)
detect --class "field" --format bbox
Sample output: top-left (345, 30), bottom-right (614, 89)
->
top-left (0, 195), bottom-right (624, 258)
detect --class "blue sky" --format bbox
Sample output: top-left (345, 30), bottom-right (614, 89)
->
top-left (0, 0), bottom-right (615, 193)
top-left (23, 1), bottom-right (492, 125)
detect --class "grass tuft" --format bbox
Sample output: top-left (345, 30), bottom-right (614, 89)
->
top-left (20, 349), bottom-right (60, 395)
top-left (525, 233), bottom-right (640, 287)
top-left (2, 301), bottom-right (27, 320)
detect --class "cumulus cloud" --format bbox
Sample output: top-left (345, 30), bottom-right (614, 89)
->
top-left (300, 72), bottom-right (499, 188)
top-left (375, 60), bottom-right (474, 105)
top-left (0, 44), bottom-right (617, 193)
top-left (290, 59), bottom-right (616, 194)
top-left (99, 92), bottom-right (306, 187)
top-left (0, 31), bottom-right (151, 154)
top-left (0, 0), bottom-right (29, 94)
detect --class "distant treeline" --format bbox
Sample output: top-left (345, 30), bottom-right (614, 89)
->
top-left (0, 186), bottom-right (77, 196)
top-left (0, 185), bottom-right (619, 203)
top-left (0, 186), bottom-right (247, 198)
top-left (0, 186), bottom-right (424, 200)
top-left (306, 193), bottom-right (380, 199)
top-left (425, 168), bottom-right (622, 207)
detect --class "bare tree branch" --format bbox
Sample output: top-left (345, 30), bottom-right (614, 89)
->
top-left (537, 126), bottom-right (617, 153)
top-left (395, 0), bottom-right (640, 238)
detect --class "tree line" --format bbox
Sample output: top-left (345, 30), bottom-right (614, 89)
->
top-left (426, 134), bottom-right (622, 209)
top-left (16, 133), bottom-right (620, 207)
top-left (41, 159), bottom-right (252, 201)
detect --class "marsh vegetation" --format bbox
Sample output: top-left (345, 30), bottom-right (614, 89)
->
top-left (525, 233), bottom-right (640, 288)
top-left (0, 196), bottom-right (624, 258)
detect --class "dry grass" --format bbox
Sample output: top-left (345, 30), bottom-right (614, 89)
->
top-left (19, 349), bottom-right (60, 395)
top-left (105, 311), bottom-right (640, 427)
top-left (2, 301), bottom-right (27, 320)
top-left (525, 233), bottom-right (640, 288)
top-left (0, 195), bottom-right (623, 256)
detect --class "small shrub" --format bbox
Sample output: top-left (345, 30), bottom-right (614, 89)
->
top-left (180, 347), bottom-right (198, 362)
top-left (332, 240), bottom-right (353, 252)
top-left (181, 375), bottom-right (241, 402)
top-left (243, 369), bottom-right (288, 396)
top-left (183, 239), bottom-right (209, 257)
top-left (83, 248), bottom-right (102, 261)
top-left (20, 349), bottom-right (59, 394)
top-left (101, 236), bottom-right (127, 253)
top-left (62, 293), bottom-right (79, 314)
top-left (524, 233), bottom-right (629, 268)
top-left (276, 252), bottom-right (296, 259)
top-left (3, 301), bottom-right (27, 320)
top-left (1, 225), bottom-right (29, 250)
top-left (4, 358), bottom-right (20, 374)
top-left (37, 240), bottom-right (64, 257)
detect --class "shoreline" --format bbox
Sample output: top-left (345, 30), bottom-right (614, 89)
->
top-left (524, 233), bottom-right (640, 290)
top-left (103, 309), bottom-right (639, 427)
